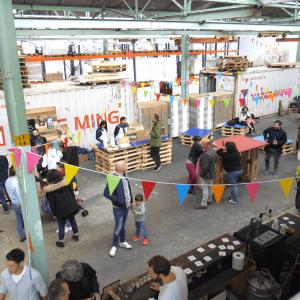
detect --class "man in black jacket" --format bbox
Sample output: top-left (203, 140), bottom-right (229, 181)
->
top-left (263, 120), bottom-right (287, 177)
top-left (0, 154), bottom-right (9, 212)
top-left (30, 128), bottom-right (47, 156)
top-left (114, 117), bottom-right (129, 142)
top-left (104, 161), bottom-right (133, 257)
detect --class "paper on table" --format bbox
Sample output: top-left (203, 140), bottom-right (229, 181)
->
top-left (208, 243), bottom-right (216, 249)
top-left (219, 251), bottom-right (226, 257)
top-left (233, 240), bottom-right (241, 246)
top-left (218, 245), bottom-right (226, 250)
top-left (196, 247), bottom-right (205, 253)
top-left (204, 256), bottom-right (212, 262)
top-left (222, 238), bottom-right (230, 243)
top-left (227, 245), bottom-right (234, 250)
top-left (188, 255), bottom-right (196, 261)
top-left (184, 268), bottom-right (193, 275)
top-left (283, 217), bottom-right (290, 221)
top-left (195, 260), bottom-right (203, 267)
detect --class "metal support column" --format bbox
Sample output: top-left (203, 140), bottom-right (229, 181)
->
top-left (296, 39), bottom-right (300, 63)
top-left (103, 39), bottom-right (108, 55)
top-left (180, 34), bottom-right (189, 98)
top-left (0, 0), bottom-right (48, 282)
top-left (132, 41), bottom-right (137, 82)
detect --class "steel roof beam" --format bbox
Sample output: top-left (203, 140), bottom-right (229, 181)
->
top-left (204, 0), bottom-right (260, 5)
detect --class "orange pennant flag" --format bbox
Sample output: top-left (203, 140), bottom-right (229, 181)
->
top-left (44, 144), bottom-right (49, 155)
top-left (183, 98), bottom-right (188, 106)
top-left (211, 185), bottom-right (225, 204)
top-left (28, 232), bottom-right (35, 254)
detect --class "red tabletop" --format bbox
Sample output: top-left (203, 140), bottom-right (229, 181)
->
top-left (214, 135), bottom-right (267, 152)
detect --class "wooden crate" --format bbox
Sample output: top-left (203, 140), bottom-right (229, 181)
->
top-left (92, 63), bottom-right (127, 73)
top-left (217, 56), bottom-right (249, 72)
top-left (179, 133), bottom-right (213, 147)
top-left (221, 126), bottom-right (249, 137)
top-left (268, 62), bottom-right (296, 69)
top-left (44, 72), bottom-right (64, 82)
top-left (75, 73), bottom-right (124, 85)
top-left (282, 143), bottom-right (294, 155)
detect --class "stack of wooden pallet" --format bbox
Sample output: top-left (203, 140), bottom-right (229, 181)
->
top-left (281, 141), bottom-right (294, 156)
top-left (268, 62), bottom-right (296, 69)
top-left (0, 57), bottom-right (31, 89)
top-left (179, 135), bottom-right (194, 146)
top-left (141, 140), bottom-right (172, 170)
top-left (221, 125), bottom-right (249, 136)
top-left (217, 56), bottom-right (250, 72)
top-left (92, 62), bottom-right (127, 73)
top-left (75, 73), bottom-right (125, 85)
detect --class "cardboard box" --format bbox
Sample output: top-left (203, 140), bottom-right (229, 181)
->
top-left (78, 154), bottom-right (88, 163)
top-left (44, 72), bottom-right (64, 82)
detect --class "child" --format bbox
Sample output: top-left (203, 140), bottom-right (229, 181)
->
top-left (245, 116), bottom-right (256, 135)
top-left (131, 194), bottom-right (149, 245)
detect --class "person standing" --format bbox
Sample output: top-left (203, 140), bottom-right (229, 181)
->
top-left (114, 116), bottom-right (129, 143)
top-left (42, 143), bottom-right (63, 171)
top-left (295, 166), bottom-right (300, 213)
top-left (0, 154), bottom-right (9, 213)
top-left (56, 260), bottom-right (100, 300)
top-left (147, 255), bottom-right (188, 300)
top-left (263, 120), bottom-right (287, 177)
top-left (104, 161), bottom-right (133, 257)
top-left (217, 142), bottom-right (243, 204)
top-left (196, 141), bottom-right (216, 210)
top-left (43, 169), bottom-right (80, 248)
top-left (5, 167), bottom-right (26, 242)
top-left (30, 128), bottom-right (48, 156)
top-left (48, 279), bottom-right (70, 300)
top-left (95, 120), bottom-right (108, 148)
top-left (185, 136), bottom-right (203, 194)
top-left (0, 248), bottom-right (48, 300)
top-left (150, 114), bottom-right (162, 173)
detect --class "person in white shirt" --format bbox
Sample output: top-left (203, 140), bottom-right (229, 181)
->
top-left (42, 143), bottom-right (63, 171)
top-left (148, 255), bottom-right (188, 300)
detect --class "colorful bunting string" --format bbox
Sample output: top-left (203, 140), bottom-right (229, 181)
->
top-left (279, 178), bottom-right (293, 198)
top-left (107, 174), bottom-right (121, 196)
top-left (141, 181), bottom-right (156, 201)
top-left (176, 184), bottom-right (190, 205)
top-left (211, 185), bottom-right (225, 204)
top-left (246, 182), bottom-right (260, 203)
top-left (64, 164), bottom-right (80, 185)
top-left (25, 151), bottom-right (41, 174)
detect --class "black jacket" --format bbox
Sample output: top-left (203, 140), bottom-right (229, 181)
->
top-left (95, 128), bottom-right (106, 143)
top-left (217, 149), bottom-right (242, 172)
top-left (56, 263), bottom-right (100, 300)
top-left (0, 155), bottom-right (8, 182)
top-left (188, 143), bottom-right (204, 165)
top-left (43, 179), bottom-right (80, 220)
top-left (114, 123), bottom-right (129, 138)
top-left (104, 176), bottom-right (133, 208)
top-left (263, 127), bottom-right (287, 155)
top-left (30, 135), bottom-right (48, 156)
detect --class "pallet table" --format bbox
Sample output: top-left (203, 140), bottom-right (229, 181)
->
top-left (93, 136), bottom-right (172, 173)
top-left (179, 128), bottom-right (213, 146)
top-left (221, 122), bottom-right (249, 137)
top-left (253, 135), bottom-right (295, 156)
top-left (214, 136), bottom-right (266, 184)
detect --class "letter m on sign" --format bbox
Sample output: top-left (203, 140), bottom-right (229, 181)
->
top-left (75, 115), bottom-right (90, 130)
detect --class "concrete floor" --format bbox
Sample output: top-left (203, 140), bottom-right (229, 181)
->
top-left (1, 113), bottom-right (299, 288)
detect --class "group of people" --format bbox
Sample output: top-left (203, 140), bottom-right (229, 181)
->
top-left (185, 119), bottom-right (288, 208)
top-left (0, 248), bottom-right (188, 300)
top-left (96, 114), bottom-right (163, 173)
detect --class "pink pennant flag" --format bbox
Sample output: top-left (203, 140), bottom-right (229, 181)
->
top-left (26, 151), bottom-right (41, 174)
top-left (9, 148), bottom-right (21, 168)
top-left (246, 182), bottom-right (260, 203)
top-left (286, 88), bottom-right (292, 98)
top-left (31, 146), bottom-right (37, 154)
top-left (195, 99), bottom-right (201, 108)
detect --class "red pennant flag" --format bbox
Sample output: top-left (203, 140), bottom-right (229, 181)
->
top-left (28, 232), bottom-right (35, 254)
top-left (64, 137), bottom-right (68, 149)
top-left (156, 93), bottom-right (161, 102)
top-left (239, 98), bottom-right (246, 107)
top-left (141, 181), bottom-right (156, 201)
top-left (246, 182), bottom-right (260, 203)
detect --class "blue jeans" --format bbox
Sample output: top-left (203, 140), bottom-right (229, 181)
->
top-left (12, 204), bottom-right (25, 239)
top-left (0, 181), bottom-right (8, 211)
top-left (227, 170), bottom-right (243, 203)
top-left (57, 215), bottom-right (78, 241)
top-left (135, 221), bottom-right (148, 239)
top-left (112, 207), bottom-right (129, 247)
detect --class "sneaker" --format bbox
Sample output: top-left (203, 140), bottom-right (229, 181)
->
top-left (20, 237), bottom-right (26, 243)
top-left (56, 226), bottom-right (72, 234)
top-left (264, 169), bottom-right (270, 174)
top-left (119, 241), bottom-right (133, 249)
top-left (72, 234), bottom-right (79, 241)
top-left (142, 238), bottom-right (149, 245)
top-left (272, 172), bottom-right (279, 178)
top-left (131, 235), bottom-right (140, 242)
top-left (152, 166), bottom-right (158, 172)
top-left (56, 241), bottom-right (64, 248)
top-left (229, 199), bottom-right (238, 204)
top-left (155, 165), bottom-right (162, 173)
top-left (109, 246), bottom-right (117, 257)
top-left (194, 205), bottom-right (207, 210)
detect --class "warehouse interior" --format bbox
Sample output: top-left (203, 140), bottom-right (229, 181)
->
top-left (1, 1), bottom-right (300, 300)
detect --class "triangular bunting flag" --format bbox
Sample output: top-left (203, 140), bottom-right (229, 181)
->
top-left (65, 164), bottom-right (80, 185)
top-left (211, 185), bottom-right (225, 204)
top-left (269, 93), bottom-right (275, 102)
top-left (144, 89), bottom-right (148, 98)
top-left (176, 184), bottom-right (190, 205)
top-left (28, 232), bottom-right (35, 254)
top-left (31, 146), bottom-right (37, 154)
top-left (53, 141), bottom-right (59, 153)
top-left (141, 82), bottom-right (145, 89)
top-left (107, 174), bottom-right (121, 196)
top-left (256, 85), bottom-right (259, 91)
top-left (241, 89), bottom-right (249, 98)
top-left (286, 88), bottom-right (292, 98)
top-left (141, 181), bottom-right (156, 201)
top-left (169, 95), bottom-right (175, 105)
top-left (246, 182), bottom-right (260, 203)
top-left (239, 98), bottom-right (246, 107)
top-left (71, 134), bottom-right (75, 143)
top-left (78, 131), bottom-right (81, 142)
top-left (195, 99), bottom-right (201, 108)
top-left (25, 151), bottom-right (41, 174)
top-left (64, 137), bottom-right (68, 149)
top-left (9, 152), bottom-right (16, 171)
top-left (183, 98), bottom-right (188, 106)
top-left (254, 95), bottom-right (260, 105)
top-left (279, 178), bottom-right (293, 198)
top-left (209, 99), bottom-right (215, 108)
top-left (9, 148), bottom-right (21, 168)
top-left (44, 144), bottom-right (49, 155)
top-left (186, 79), bottom-right (190, 86)
top-left (223, 99), bottom-right (231, 107)
top-left (156, 93), bottom-right (161, 101)
top-left (132, 86), bottom-right (137, 94)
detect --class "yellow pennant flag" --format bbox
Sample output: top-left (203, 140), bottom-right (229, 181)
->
top-left (132, 86), bottom-right (137, 94)
top-left (141, 82), bottom-right (145, 89)
top-left (78, 131), bottom-right (81, 143)
top-left (9, 152), bottom-right (16, 171)
top-left (64, 164), bottom-right (79, 185)
top-left (279, 178), bottom-right (293, 198)
top-left (209, 99), bottom-right (215, 108)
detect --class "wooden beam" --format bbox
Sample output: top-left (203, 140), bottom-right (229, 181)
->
top-left (276, 38), bottom-right (300, 42)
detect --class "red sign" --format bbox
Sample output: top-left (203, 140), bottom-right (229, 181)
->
top-left (0, 126), bottom-right (6, 146)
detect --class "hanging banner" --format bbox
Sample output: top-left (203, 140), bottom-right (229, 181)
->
top-left (279, 178), bottom-right (293, 198)
top-left (25, 151), bottom-right (41, 174)
top-left (107, 174), bottom-right (121, 196)
top-left (223, 99), bottom-right (231, 108)
top-left (64, 164), bottom-right (80, 185)
top-left (246, 182), bottom-right (260, 203)
top-left (141, 181), bottom-right (156, 201)
top-left (211, 185), bottom-right (225, 204)
top-left (176, 184), bottom-right (190, 205)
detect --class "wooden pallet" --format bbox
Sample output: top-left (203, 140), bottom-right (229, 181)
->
top-left (92, 64), bottom-right (127, 73)
top-left (258, 143), bottom-right (294, 156)
top-left (221, 126), bottom-right (249, 137)
top-left (217, 56), bottom-right (250, 72)
top-left (179, 133), bottom-right (213, 146)
top-left (268, 62), bottom-right (296, 69)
